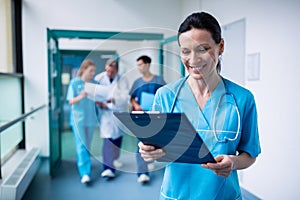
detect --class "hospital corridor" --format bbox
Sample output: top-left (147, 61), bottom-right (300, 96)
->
top-left (1, 0), bottom-right (300, 199)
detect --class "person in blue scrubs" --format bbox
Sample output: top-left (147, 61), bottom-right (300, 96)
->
top-left (130, 55), bottom-right (165, 184)
top-left (66, 59), bottom-right (98, 184)
top-left (138, 12), bottom-right (261, 199)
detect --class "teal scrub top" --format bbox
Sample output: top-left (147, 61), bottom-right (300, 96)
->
top-left (66, 77), bottom-right (98, 127)
top-left (153, 76), bottom-right (261, 200)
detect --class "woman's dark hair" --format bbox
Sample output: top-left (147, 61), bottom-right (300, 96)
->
top-left (178, 12), bottom-right (222, 73)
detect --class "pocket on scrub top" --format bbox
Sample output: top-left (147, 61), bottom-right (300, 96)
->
top-left (212, 130), bottom-right (240, 155)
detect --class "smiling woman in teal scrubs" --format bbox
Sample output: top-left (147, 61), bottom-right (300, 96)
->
top-left (138, 12), bottom-right (261, 200)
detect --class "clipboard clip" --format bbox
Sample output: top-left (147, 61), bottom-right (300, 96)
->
top-left (131, 111), bottom-right (160, 114)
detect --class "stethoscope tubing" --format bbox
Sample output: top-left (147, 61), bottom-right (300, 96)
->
top-left (170, 75), bottom-right (240, 142)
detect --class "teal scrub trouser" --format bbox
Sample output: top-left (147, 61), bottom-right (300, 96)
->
top-left (72, 125), bottom-right (94, 177)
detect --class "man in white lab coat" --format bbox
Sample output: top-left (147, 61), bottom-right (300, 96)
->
top-left (94, 58), bottom-right (130, 179)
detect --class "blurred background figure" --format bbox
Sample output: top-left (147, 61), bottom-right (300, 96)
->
top-left (95, 58), bottom-right (130, 179)
top-left (66, 59), bottom-right (98, 184)
top-left (129, 55), bottom-right (166, 184)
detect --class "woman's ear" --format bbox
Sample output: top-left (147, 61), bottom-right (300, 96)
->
top-left (219, 39), bottom-right (224, 55)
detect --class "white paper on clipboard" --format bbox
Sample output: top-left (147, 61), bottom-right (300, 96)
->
top-left (84, 82), bottom-right (114, 102)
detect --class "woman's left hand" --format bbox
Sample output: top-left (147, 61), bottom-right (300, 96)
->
top-left (201, 155), bottom-right (235, 178)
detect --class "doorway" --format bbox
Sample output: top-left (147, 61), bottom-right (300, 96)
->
top-left (60, 50), bottom-right (117, 159)
top-left (47, 29), bottom-right (170, 176)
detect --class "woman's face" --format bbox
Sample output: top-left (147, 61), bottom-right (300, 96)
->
top-left (178, 28), bottom-right (223, 80)
top-left (82, 65), bottom-right (96, 81)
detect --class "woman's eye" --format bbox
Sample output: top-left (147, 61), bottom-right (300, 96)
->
top-left (181, 46), bottom-right (211, 55)
top-left (181, 49), bottom-right (190, 54)
top-left (197, 46), bottom-right (210, 53)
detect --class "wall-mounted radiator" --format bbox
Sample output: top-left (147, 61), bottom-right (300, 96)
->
top-left (1, 148), bottom-right (40, 200)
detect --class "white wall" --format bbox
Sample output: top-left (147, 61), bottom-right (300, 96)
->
top-left (200, 0), bottom-right (300, 199)
top-left (0, 0), bottom-right (13, 72)
top-left (22, 0), bottom-right (182, 156)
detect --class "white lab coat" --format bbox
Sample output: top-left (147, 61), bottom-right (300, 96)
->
top-left (94, 72), bottom-right (130, 139)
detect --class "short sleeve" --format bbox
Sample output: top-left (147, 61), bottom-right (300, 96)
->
top-left (238, 94), bottom-right (261, 158)
top-left (66, 79), bottom-right (74, 102)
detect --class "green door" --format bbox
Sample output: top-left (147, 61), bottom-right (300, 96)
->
top-left (47, 29), bottom-right (62, 177)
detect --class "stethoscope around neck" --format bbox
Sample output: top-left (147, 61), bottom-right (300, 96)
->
top-left (170, 75), bottom-right (189, 113)
top-left (170, 75), bottom-right (241, 143)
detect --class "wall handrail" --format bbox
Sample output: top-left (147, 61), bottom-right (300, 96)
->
top-left (0, 104), bottom-right (47, 134)
top-left (0, 104), bottom-right (47, 179)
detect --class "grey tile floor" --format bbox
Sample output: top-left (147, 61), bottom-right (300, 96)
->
top-left (22, 156), bottom-right (164, 200)
top-left (22, 130), bottom-right (261, 200)
top-left (22, 157), bottom-right (261, 200)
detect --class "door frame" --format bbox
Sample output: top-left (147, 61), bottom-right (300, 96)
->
top-left (47, 28), bottom-right (62, 177)
top-left (159, 35), bottom-right (185, 77)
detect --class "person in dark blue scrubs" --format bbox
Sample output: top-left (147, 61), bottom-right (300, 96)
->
top-left (130, 55), bottom-right (165, 184)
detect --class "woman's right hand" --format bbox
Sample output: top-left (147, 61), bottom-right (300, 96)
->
top-left (138, 141), bottom-right (165, 162)
top-left (80, 91), bottom-right (87, 98)
top-left (69, 91), bottom-right (87, 105)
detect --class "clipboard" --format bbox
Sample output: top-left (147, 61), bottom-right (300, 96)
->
top-left (113, 112), bottom-right (216, 164)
